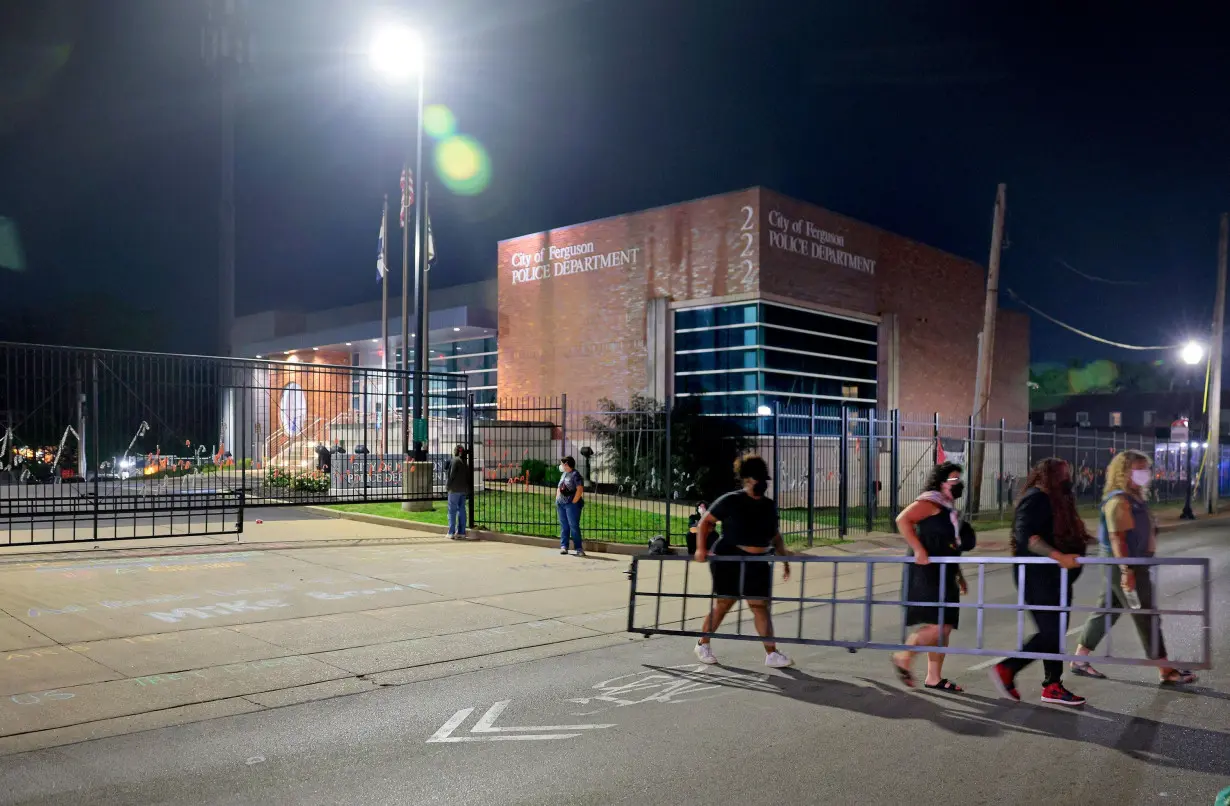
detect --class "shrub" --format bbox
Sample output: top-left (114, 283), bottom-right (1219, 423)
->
top-left (520, 458), bottom-right (549, 485)
top-left (290, 470), bottom-right (330, 493)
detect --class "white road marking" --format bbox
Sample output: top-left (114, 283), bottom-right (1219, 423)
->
top-left (426, 701), bottom-right (616, 744)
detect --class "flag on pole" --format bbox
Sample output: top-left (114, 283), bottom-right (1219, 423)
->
top-left (399, 168), bottom-right (414, 229)
top-left (426, 214), bottom-right (436, 267)
top-left (376, 210), bottom-right (387, 281)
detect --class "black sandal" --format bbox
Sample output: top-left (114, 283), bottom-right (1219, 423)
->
top-left (1160, 669), bottom-right (1198, 685)
top-left (924, 678), bottom-right (964, 693)
top-left (892, 658), bottom-right (915, 688)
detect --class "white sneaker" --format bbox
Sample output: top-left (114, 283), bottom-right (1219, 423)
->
top-left (765, 651), bottom-right (794, 668)
top-left (694, 643), bottom-right (717, 665)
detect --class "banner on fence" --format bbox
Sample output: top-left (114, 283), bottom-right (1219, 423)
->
top-left (330, 455), bottom-right (404, 489)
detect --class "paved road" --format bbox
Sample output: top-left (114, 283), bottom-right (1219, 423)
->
top-left (1, 525), bottom-right (1228, 805)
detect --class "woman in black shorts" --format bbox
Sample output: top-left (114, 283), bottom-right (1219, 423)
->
top-left (692, 454), bottom-right (793, 669)
top-left (891, 462), bottom-right (971, 691)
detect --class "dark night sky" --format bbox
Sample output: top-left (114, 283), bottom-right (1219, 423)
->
top-left (2, 0), bottom-right (1229, 363)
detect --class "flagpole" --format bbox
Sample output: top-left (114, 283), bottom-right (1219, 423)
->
top-left (420, 180), bottom-right (431, 423)
top-left (381, 194), bottom-right (390, 457)
top-left (401, 159), bottom-right (412, 456)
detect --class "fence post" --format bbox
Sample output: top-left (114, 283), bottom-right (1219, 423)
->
top-left (467, 392), bottom-right (476, 527)
top-left (865, 408), bottom-right (876, 532)
top-left (664, 399), bottom-right (672, 544)
top-left (889, 409), bottom-right (900, 520)
top-left (90, 355), bottom-right (100, 541)
top-left (998, 418), bottom-right (1006, 517)
top-left (807, 399), bottom-right (816, 547)
top-left (1075, 427), bottom-right (1082, 501)
top-left (771, 401), bottom-right (780, 501)
top-left (931, 412), bottom-right (940, 465)
top-left (1052, 424), bottom-right (1059, 458)
top-left (561, 393), bottom-right (568, 461)
top-left (362, 369), bottom-right (369, 501)
top-left (839, 405), bottom-right (850, 538)
top-left (1026, 419), bottom-right (1033, 468)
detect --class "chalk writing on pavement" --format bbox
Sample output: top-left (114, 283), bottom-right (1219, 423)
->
top-left (567, 665), bottom-right (777, 715)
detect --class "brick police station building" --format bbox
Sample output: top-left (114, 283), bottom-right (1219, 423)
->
top-left (235, 186), bottom-right (1029, 428)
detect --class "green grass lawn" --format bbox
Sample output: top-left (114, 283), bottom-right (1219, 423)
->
top-left (331, 490), bottom-right (693, 545)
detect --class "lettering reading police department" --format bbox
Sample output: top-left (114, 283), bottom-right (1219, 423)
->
top-left (509, 242), bottom-right (642, 285)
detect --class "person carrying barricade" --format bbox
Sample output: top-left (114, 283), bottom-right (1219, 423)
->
top-left (1069, 449), bottom-right (1197, 685)
top-left (989, 458), bottom-right (1094, 706)
top-left (692, 454), bottom-right (793, 669)
top-left (892, 462), bottom-right (976, 692)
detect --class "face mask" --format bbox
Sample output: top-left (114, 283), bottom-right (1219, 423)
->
top-left (1131, 469), bottom-right (1152, 488)
top-left (697, 506), bottom-right (706, 515)
top-left (559, 464), bottom-right (567, 474)
top-left (949, 482), bottom-right (965, 500)
top-left (751, 479), bottom-right (769, 496)
top-left (1060, 479), bottom-right (1074, 496)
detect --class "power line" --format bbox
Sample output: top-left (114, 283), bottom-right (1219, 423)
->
top-left (1054, 258), bottom-right (1146, 286)
top-left (1005, 288), bottom-right (1184, 351)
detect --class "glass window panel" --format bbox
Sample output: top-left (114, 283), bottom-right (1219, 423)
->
top-left (761, 303), bottom-right (877, 342)
top-left (760, 327), bottom-right (876, 362)
top-left (674, 326), bottom-right (759, 352)
top-left (760, 372), bottom-right (875, 399)
top-left (675, 348), bottom-right (760, 373)
top-left (761, 349), bottom-right (876, 380)
top-left (675, 303), bottom-right (759, 331)
top-left (677, 372), bottom-right (758, 395)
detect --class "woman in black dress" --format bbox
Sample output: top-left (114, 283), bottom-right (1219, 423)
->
top-left (891, 462), bottom-right (971, 691)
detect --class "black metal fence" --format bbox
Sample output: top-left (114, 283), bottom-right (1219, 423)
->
top-left (472, 398), bottom-right (1218, 547)
top-left (0, 342), bottom-right (468, 545)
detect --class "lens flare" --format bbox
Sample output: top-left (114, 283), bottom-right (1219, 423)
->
top-left (435, 135), bottom-right (491, 195)
top-left (423, 105), bottom-right (456, 139)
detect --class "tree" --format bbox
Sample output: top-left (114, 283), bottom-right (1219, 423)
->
top-left (582, 395), bottom-right (751, 502)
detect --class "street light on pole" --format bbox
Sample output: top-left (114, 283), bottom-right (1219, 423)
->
top-left (370, 24), bottom-right (428, 463)
top-left (1179, 340), bottom-right (1206, 520)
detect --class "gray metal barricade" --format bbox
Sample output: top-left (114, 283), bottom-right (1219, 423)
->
top-left (627, 554), bottom-right (1213, 670)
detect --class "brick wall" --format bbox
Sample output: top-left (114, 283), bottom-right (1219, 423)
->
top-left (497, 187), bottom-right (1029, 423)
top-left (266, 351), bottom-right (351, 456)
top-left (497, 188), bottom-right (759, 407)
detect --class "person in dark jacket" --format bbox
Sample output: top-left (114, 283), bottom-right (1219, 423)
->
top-left (685, 501), bottom-right (714, 555)
top-left (446, 445), bottom-right (472, 540)
top-left (989, 457), bottom-right (1094, 707)
top-left (891, 462), bottom-right (969, 692)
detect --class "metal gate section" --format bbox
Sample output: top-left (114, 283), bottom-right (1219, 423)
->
top-left (0, 342), bottom-right (469, 545)
top-left (628, 554), bottom-right (1213, 670)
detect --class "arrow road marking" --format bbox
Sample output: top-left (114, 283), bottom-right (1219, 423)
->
top-left (427, 701), bottom-right (616, 743)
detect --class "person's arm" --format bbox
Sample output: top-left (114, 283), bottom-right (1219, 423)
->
top-left (694, 512), bottom-right (720, 561)
top-left (1018, 493), bottom-right (1081, 569)
top-left (1104, 497), bottom-right (1137, 590)
top-left (572, 473), bottom-right (583, 504)
top-left (895, 500), bottom-right (937, 564)
top-left (771, 530), bottom-right (791, 580)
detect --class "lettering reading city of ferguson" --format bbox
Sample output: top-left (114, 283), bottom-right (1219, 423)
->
top-left (509, 242), bottom-right (641, 285)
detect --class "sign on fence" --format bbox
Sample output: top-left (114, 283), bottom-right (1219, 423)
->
top-left (330, 455), bottom-right (404, 489)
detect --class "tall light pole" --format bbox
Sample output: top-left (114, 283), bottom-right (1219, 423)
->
top-left (202, 0), bottom-right (253, 462)
top-left (370, 25), bottom-right (427, 461)
top-left (1206, 213), bottom-right (1229, 513)
top-left (202, 0), bottom-right (253, 358)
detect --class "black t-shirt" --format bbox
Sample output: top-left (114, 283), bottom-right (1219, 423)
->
top-left (707, 491), bottom-right (778, 553)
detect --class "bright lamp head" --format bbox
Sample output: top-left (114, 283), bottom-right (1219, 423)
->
top-left (1180, 341), bottom-right (1205, 366)
top-left (369, 26), bottom-right (422, 83)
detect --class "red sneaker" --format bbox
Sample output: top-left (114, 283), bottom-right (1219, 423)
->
top-left (988, 663), bottom-right (1020, 701)
top-left (1041, 682), bottom-right (1087, 707)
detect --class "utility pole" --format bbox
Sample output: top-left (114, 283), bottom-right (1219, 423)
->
top-left (968, 183), bottom-right (1006, 515)
top-left (1205, 212), bottom-right (1228, 514)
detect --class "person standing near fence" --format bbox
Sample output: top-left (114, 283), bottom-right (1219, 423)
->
top-left (446, 445), bottom-right (472, 540)
top-left (1069, 449), bottom-right (1197, 685)
top-left (557, 456), bottom-right (585, 556)
top-left (892, 462), bottom-right (971, 692)
top-left (989, 458), bottom-right (1093, 706)
top-left (692, 454), bottom-right (793, 669)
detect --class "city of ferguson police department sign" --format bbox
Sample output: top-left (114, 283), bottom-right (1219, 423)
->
top-left (509, 242), bottom-right (642, 285)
